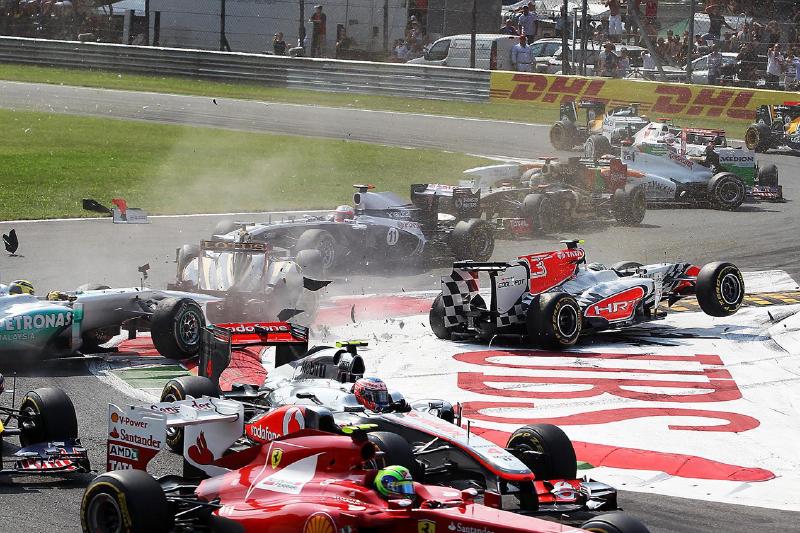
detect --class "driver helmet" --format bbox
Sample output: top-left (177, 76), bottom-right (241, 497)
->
top-left (374, 465), bottom-right (415, 499)
top-left (8, 280), bottom-right (34, 295)
top-left (333, 205), bottom-right (355, 222)
top-left (353, 377), bottom-right (390, 412)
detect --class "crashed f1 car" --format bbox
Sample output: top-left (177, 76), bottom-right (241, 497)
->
top-left (210, 184), bottom-right (495, 275)
top-left (150, 327), bottom-right (637, 526)
top-left (417, 157), bottom-right (646, 235)
top-left (0, 376), bottom-right (90, 477)
top-left (549, 101), bottom-right (650, 151)
top-left (85, 392), bottom-right (650, 532)
top-left (168, 237), bottom-right (329, 324)
top-left (745, 103), bottom-right (800, 152)
top-left (0, 285), bottom-right (216, 361)
top-left (430, 240), bottom-right (745, 348)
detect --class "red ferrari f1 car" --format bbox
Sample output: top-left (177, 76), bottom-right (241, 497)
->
top-left (82, 421), bottom-right (649, 533)
top-left (430, 240), bottom-right (745, 347)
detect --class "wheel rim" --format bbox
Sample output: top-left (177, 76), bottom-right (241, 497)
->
top-left (317, 237), bottom-right (336, 270)
top-left (720, 272), bottom-right (743, 305)
top-left (178, 309), bottom-right (201, 346)
top-left (717, 179), bottom-right (743, 204)
top-left (556, 302), bottom-right (579, 338)
top-left (86, 493), bottom-right (124, 533)
top-left (745, 128), bottom-right (758, 148)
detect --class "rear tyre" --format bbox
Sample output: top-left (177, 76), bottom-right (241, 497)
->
top-left (18, 387), bottom-right (78, 446)
top-left (744, 124), bottom-right (770, 153)
top-left (450, 219), bottom-right (495, 261)
top-left (213, 219), bottom-right (238, 236)
top-left (612, 184), bottom-right (647, 225)
top-left (295, 229), bottom-right (338, 272)
top-left (695, 262), bottom-right (745, 317)
top-left (537, 194), bottom-right (568, 234)
top-left (160, 376), bottom-right (219, 452)
top-left (756, 163), bottom-right (779, 187)
top-left (580, 512), bottom-right (651, 533)
top-left (521, 193), bottom-right (544, 230)
top-left (177, 244), bottom-right (200, 274)
top-left (81, 470), bottom-right (171, 533)
top-left (150, 298), bottom-right (205, 360)
top-left (707, 172), bottom-right (745, 210)
top-left (506, 424), bottom-right (577, 480)
top-left (430, 293), bottom-right (453, 340)
top-left (526, 293), bottom-right (582, 349)
top-left (549, 121), bottom-right (575, 151)
top-left (585, 134), bottom-right (611, 160)
top-left (368, 431), bottom-right (423, 479)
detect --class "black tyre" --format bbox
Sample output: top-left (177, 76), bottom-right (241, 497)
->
top-left (537, 194), bottom-right (569, 234)
top-left (295, 249), bottom-right (324, 278)
top-left (81, 327), bottom-right (119, 353)
top-left (81, 470), bottom-right (171, 533)
top-left (550, 121), bottom-right (575, 151)
top-left (744, 124), bottom-right (770, 153)
top-left (612, 184), bottom-right (647, 225)
top-left (368, 431), bottom-right (423, 479)
top-left (177, 244), bottom-right (200, 274)
top-left (521, 193), bottom-right (544, 229)
top-left (695, 261), bottom-right (745, 317)
top-left (295, 229), bottom-right (338, 272)
top-left (580, 512), bottom-right (651, 533)
top-left (213, 219), bottom-right (238, 236)
top-left (150, 298), bottom-right (205, 360)
top-left (707, 172), bottom-right (745, 210)
top-left (526, 293), bottom-right (582, 348)
top-left (757, 163), bottom-right (779, 187)
top-left (160, 376), bottom-right (219, 452)
top-left (584, 134), bottom-right (611, 160)
top-left (506, 424), bottom-right (577, 479)
top-left (450, 219), bottom-right (495, 261)
top-left (611, 261), bottom-right (643, 275)
top-left (430, 293), bottom-right (453, 340)
top-left (18, 387), bottom-right (78, 447)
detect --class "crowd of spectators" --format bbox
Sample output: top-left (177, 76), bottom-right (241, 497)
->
top-left (389, 11), bottom-right (430, 62)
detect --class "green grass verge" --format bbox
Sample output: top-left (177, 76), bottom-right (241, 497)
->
top-left (0, 63), bottom-right (739, 132)
top-left (0, 108), bottom-right (489, 220)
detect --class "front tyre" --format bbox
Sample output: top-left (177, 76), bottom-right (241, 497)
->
top-left (450, 219), bottom-right (495, 261)
top-left (744, 124), bottom-right (770, 153)
top-left (612, 184), bottom-right (647, 225)
top-left (549, 121), bottom-right (575, 151)
top-left (526, 293), bottom-right (582, 349)
top-left (368, 431), bottom-right (423, 479)
top-left (81, 470), bottom-right (171, 533)
top-left (506, 424), bottom-right (577, 479)
top-left (295, 229), bottom-right (338, 272)
top-left (18, 387), bottom-right (78, 446)
top-left (580, 512), bottom-right (651, 533)
top-left (707, 172), bottom-right (745, 210)
top-left (695, 262), bottom-right (745, 317)
top-left (150, 298), bottom-right (205, 360)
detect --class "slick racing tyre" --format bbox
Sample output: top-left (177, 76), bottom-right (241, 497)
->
top-left (549, 121), bottom-right (575, 151)
top-left (757, 163), bottom-right (779, 187)
top-left (450, 219), bottom-right (494, 261)
top-left (160, 376), bottom-right (219, 452)
top-left (81, 470), bottom-right (171, 533)
top-left (506, 424), bottom-right (577, 480)
top-left (527, 293), bottom-right (582, 349)
top-left (296, 229), bottom-right (338, 272)
top-left (213, 219), bottom-right (238, 237)
top-left (18, 387), bottom-right (78, 446)
top-left (368, 431), bottom-right (423, 479)
top-left (537, 193), bottom-right (570, 234)
top-left (612, 184), bottom-right (647, 226)
top-left (584, 134), bottom-right (611, 160)
top-left (695, 262), bottom-right (745, 317)
top-left (580, 512), bottom-right (651, 533)
top-left (522, 193), bottom-right (544, 230)
top-left (430, 294), bottom-right (485, 340)
top-left (295, 249), bottom-right (324, 279)
top-left (177, 244), bottom-right (200, 274)
top-left (744, 124), bottom-right (770, 153)
top-left (151, 298), bottom-right (205, 360)
top-left (707, 172), bottom-right (745, 210)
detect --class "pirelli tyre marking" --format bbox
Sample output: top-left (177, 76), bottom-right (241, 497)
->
top-left (668, 291), bottom-right (800, 312)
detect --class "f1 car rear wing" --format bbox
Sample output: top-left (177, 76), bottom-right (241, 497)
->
top-left (199, 322), bottom-right (310, 392)
top-left (106, 396), bottom-right (244, 477)
top-left (409, 183), bottom-right (481, 223)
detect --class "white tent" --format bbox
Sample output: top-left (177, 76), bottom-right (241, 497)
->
top-left (96, 0), bottom-right (146, 17)
top-left (504, 0), bottom-right (610, 19)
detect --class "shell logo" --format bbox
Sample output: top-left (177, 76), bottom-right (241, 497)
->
top-left (302, 512), bottom-right (336, 533)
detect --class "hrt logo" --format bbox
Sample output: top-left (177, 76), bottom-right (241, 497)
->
top-left (585, 286), bottom-right (646, 322)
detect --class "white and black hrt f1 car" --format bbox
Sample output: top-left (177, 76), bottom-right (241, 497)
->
top-left (430, 241), bottom-right (745, 347)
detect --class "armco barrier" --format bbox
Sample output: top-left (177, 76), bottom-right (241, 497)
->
top-left (490, 71), bottom-right (799, 124)
top-left (0, 36), bottom-right (490, 103)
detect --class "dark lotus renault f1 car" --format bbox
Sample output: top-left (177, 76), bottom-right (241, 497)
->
top-left (153, 327), bottom-right (636, 528)
top-left (0, 375), bottom-right (90, 477)
top-left (211, 184), bottom-right (495, 274)
top-left (84, 417), bottom-right (649, 533)
top-left (430, 241), bottom-right (745, 347)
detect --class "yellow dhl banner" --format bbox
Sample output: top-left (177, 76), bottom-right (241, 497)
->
top-left (490, 71), bottom-right (800, 123)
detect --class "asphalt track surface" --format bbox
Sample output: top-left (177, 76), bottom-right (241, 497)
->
top-left (1, 81), bottom-right (800, 532)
